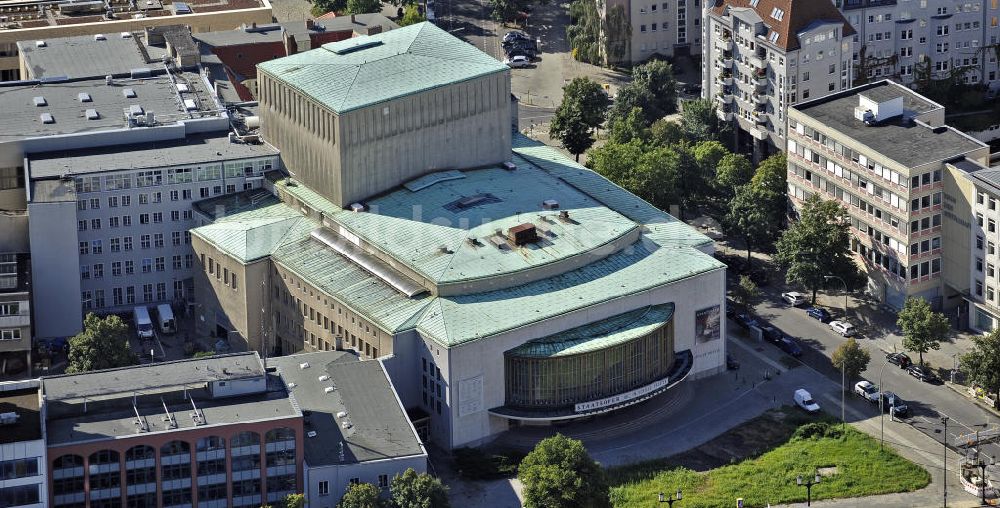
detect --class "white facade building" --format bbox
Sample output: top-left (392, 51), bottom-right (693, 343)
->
top-left (0, 379), bottom-right (47, 508)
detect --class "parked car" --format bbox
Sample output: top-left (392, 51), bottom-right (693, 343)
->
top-left (805, 306), bottom-right (831, 323)
top-left (794, 389), bottom-right (821, 413)
top-left (829, 320), bottom-right (855, 337)
top-left (758, 323), bottom-right (783, 343)
top-left (778, 337), bottom-right (803, 357)
top-left (854, 380), bottom-right (880, 402)
top-left (503, 31), bottom-right (530, 43)
top-left (781, 291), bottom-right (808, 306)
top-left (734, 313), bottom-right (758, 330)
top-left (886, 352), bottom-right (912, 368)
top-left (880, 391), bottom-right (910, 417)
top-left (503, 38), bottom-right (537, 51)
top-left (504, 55), bottom-right (530, 68)
top-left (727, 354), bottom-right (740, 370)
top-left (726, 298), bottom-right (738, 317)
top-left (906, 364), bottom-right (941, 383)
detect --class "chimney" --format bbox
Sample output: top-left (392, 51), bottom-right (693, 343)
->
top-left (305, 18), bottom-right (314, 30)
top-left (282, 28), bottom-right (297, 56)
top-left (351, 13), bottom-right (356, 23)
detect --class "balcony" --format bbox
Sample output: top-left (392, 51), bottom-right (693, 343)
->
top-left (716, 91), bottom-right (733, 105)
top-left (717, 32), bottom-right (733, 51)
top-left (718, 53), bottom-right (734, 68)
top-left (749, 54), bottom-right (765, 69)
top-left (750, 126), bottom-right (769, 140)
top-left (717, 106), bottom-right (733, 121)
top-left (754, 68), bottom-right (768, 88)
top-left (753, 110), bottom-right (767, 125)
top-left (754, 92), bottom-right (768, 105)
top-left (716, 71), bottom-right (733, 87)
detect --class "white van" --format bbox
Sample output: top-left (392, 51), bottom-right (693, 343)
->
top-left (156, 303), bottom-right (176, 335)
top-left (134, 306), bottom-right (155, 340)
top-left (794, 389), bottom-right (821, 413)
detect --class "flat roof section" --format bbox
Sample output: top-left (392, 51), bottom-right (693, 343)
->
top-left (28, 134), bottom-right (278, 178)
top-left (0, 0), bottom-right (265, 30)
top-left (194, 14), bottom-right (397, 47)
top-left (271, 352), bottom-right (424, 465)
top-left (792, 81), bottom-right (982, 168)
top-left (0, 72), bottom-right (216, 141)
top-left (17, 33), bottom-right (167, 80)
top-left (0, 384), bottom-right (41, 444)
top-left (42, 351), bottom-right (264, 401)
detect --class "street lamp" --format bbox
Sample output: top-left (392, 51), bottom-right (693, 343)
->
top-left (942, 416), bottom-right (948, 508)
top-left (657, 489), bottom-right (682, 507)
top-left (878, 355), bottom-right (891, 450)
top-left (824, 275), bottom-right (849, 318)
top-left (797, 472), bottom-right (821, 506)
top-left (975, 454), bottom-right (996, 506)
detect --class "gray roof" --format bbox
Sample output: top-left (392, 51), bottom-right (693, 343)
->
top-left (970, 167), bottom-right (1000, 193)
top-left (194, 15), bottom-right (398, 48)
top-left (30, 178), bottom-right (76, 203)
top-left (42, 352), bottom-right (265, 401)
top-left (17, 34), bottom-right (167, 80)
top-left (792, 81), bottom-right (983, 168)
top-left (0, 71), bottom-right (217, 141)
top-left (28, 134), bottom-right (279, 179)
top-left (271, 351), bottom-right (425, 465)
top-left (0, 383), bottom-right (41, 444)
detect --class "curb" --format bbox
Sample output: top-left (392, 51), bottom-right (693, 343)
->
top-left (944, 381), bottom-right (1000, 419)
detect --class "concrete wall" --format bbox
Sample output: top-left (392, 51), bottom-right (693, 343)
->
top-left (625, 0), bottom-right (703, 63)
top-left (304, 454), bottom-right (427, 505)
top-left (432, 266), bottom-right (726, 449)
top-left (192, 235), bottom-right (270, 353)
top-left (942, 163), bottom-right (975, 301)
top-left (260, 70), bottom-right (512, 207)
top-left (27, 199), bottom-right (80, 339)
top-left (0, 211), bottom-right (29, 252)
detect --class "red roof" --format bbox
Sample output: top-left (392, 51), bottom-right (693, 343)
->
top-left (711, 0), bottom-right (855, 52)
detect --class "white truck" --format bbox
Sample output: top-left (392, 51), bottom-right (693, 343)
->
top-left (156, 303), bottom-right (176, 335)
top-left (133, 306), bottom-right (155, 340)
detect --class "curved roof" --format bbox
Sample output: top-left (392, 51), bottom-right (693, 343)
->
top-left (506, 304), bottom-right (674, 358)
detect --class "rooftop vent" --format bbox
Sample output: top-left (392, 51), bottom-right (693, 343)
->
top-left (120, 31), bottom-right (132, 39)
top-left (77, 92), bottom-right (91, 102)
top-left (341, 421), bottom-right (353, 429)
top-left (287, 382), bottom-right (297, 388)
top-left (502, 161), bottom-right (517, 171)
top-left (542, 199), bottom-right (559, 210)
top-left (299, 362), bottom-right (310, 369)
top-left (457, 195), bottom-right (488, 208)
top-left (130, 67), bottom-right (151, 79)
top-left (93, 33), bottom-right (105, 41)
top-left (508, 223), bottom-right (538, 246)
top-left (438, 245), bottom-right (453, 254)
top-left (318, 374), bottom-right (329, 381)
top-left (336, 411), bottom-right (347, 418)
top-left (123, 88), bottom-right (136, 98)
top-left (307, 430), bottom-right (317, 438)
top-left (183, 98), bottom-right (197, 111)
top-left (855, 92), bottom-right (903, 125)
top-left (349, 202), bottom-right (366, 212)
top-left (324, 386), bottom-right (335, 394)
top-left (40, 113), bottom-right (54, 124)
top-left (85, 108), bottom-right (99, 120)
top-left (466, 237), bottom-right (483, 247)
top-left (329, 38), bottom-right (383, 55)
top-left (0, 412), bottom-right (19, 426)
top-left (35, 40), bottom-right (45, 48)
top-left (32, 96), bottom-right (46, 107)
top-left (176, 83), bottom-right (189, 93)
top-left (174, 2), bottom-right (191, 13)
top-left (129, 104), bottom-right (144, 116)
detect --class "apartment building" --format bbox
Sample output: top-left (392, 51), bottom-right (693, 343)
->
top-left (0, 254), bottom-right (31, 378)
top-left (0, 379), bottom-right (46, 508)
top-left (786, 80), bottom-right (990, 311)
top-left (837, 0), bottom-right (1000, 88)
top-left (0, 0), bottom-right (272, 81)
top-left (602, 0), bottom-right (704, 65)
top-left (703, 0), bottom-right (856, 158)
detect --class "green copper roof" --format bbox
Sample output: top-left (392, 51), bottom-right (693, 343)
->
top-left (191, 202), bottom-right (312, 263)
top-left (257, 22), bottom-right (509, 114)
top-left (506, 304), bottom-right (674, 358)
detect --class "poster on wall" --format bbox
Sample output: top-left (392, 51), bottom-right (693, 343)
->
top-left (695, 305), bottom-right (721, 343)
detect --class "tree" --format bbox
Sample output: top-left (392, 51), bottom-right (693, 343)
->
top-left (961, 328), bottom-right (1000, 409)
top-left (283, 494), bottom-right (306, 508)
top-left (692, 140), bottom-right (728, 178)
top-left (832, 338), bottom-right (871, 386)
top-left (631, 60), bottom-right (677, 116)
top-left (397, 4), bottom-right (425, 26)
top-left (601, 4), bottom-right (631, 66)
top-left (566, 0), bottom-right (601, 64)
top-left (680, 98), bottom-right (722, 144)
top-left (733, 275), bottom-right (762, 315)
top-left (67, 313), bottom-right (136, 373)
top-left (774, 194), bottom-right (863, 304)
top-left (346, 0), bottom-right (381, 13)
top-left (649, 119), bottom-right (683, 146)
top-left (339, 483), bottom-right (382, 508)
top-left (390, 468), bottom-right (450, 508)
top-left (607, 84), bottom-right (657, 126)
top-left (550, 78), bottom-right (608, 161)
top-left (606, 106), bottom-right (648, 144)
top-left (715, 153), bottom-right (753, 192)
top-left (897, 297), bottom-right (949, 366)
top-left (519, 434), bottom-right (610, 508)
top-left (751, 152), bottom-right (788, 227)
top-left (311, 0), bottom-right (346, 16)
top-left (587, 140), bottom-right (680, 210)
top-left (724, 185), bottom-right (778, 268)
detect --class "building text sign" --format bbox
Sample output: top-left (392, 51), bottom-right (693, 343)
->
top-left (574, 375), bottom-right (671, 413)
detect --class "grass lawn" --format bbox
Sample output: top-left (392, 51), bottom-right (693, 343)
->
top-left (607, 410), bottom-right (930, 508)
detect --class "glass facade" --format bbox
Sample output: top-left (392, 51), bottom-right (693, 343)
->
top-left (504, 320), bottom-right (674, 409)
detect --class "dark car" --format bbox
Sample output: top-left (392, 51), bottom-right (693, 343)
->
top-left (880, 391), bottom-right (910, 417)
top-left (906, 364), bottom-right (940, 383)
top-left (726, 298), bottom-right (738, 318)
top-left (734, 313), bottom-right (758, 330)
top-left (727, 354), bottom-right (740, 370)
top-left (778, 337), bottom-right (803, 357)
top-left (886, 352), bottom-right (912, 369)
top-left (503, 31), bottom-right (530, 43)
top-left (758, 323), bottom-right (783, 343)
top-left (805, 306), bottom-right (831, 323)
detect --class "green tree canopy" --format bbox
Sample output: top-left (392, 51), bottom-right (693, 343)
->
top-left (774, 194), bottom-right (863, 303)
top-left (960, 328), bottom-right (1000, 408)
top-left (750, 152), bottom-right (788, 227)
top-left (606, 106), bottom-right (648, 145)
top-left (608, 60), bottom-right (677, 126)
top-left (67, 313), bottom-right (136, 373)
top-left (390, 468), bottom-right (450, 508)
top-left (519, 434), bottom-right (610, 508)
top-left (897, 297), bottom-right (949, 366)
top-left (649, 119), bottom-right (683, 146)
top-left (832, 338), bottom-right (871, 385)
top-left (549, 105), bottom-right (595, 161)
top-left (283, 493), bottom-right (306, 508)
top-left (311, 0), bottom-right (346, 16)
top-left (601, 5), bottom-right (631, 65)
top-left (338, 483), bottom-right (382, 508)
top-left (724, 184), bottom-right (779, 268)
top-left (680, 98), bottom-right (725, 145)
top-left (397, 4), bottom-right (425, 26)
top-left (587, 140), bottom-right (681, 210)
top-left (566, 0), bottom-right (600, 64)
top-left (550, 77), bottom-right (608, 161)
top-left (715, 153), bottom-right (753, 192)
top-left (733, 275), bottom-right (762, 315)
top-left (692, 140), bottom-right (728, 177)
top-left (346, 0), bottom-right (381, 14)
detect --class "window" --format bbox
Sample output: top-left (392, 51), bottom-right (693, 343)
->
top-left (978, 235), bottom-right (985, 250)
top-left (978, 258), bottom-right (984, 272)
top-left (378, 474), bottom-right (389, 488)
top-left (319, 481), bottom-right (330, 496)
top-left (0, 329), bottom-right (21, 341)
top-left (977, 280), bottom-right (984, 296)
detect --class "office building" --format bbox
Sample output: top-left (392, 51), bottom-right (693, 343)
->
top-left (0, 253), bottom-right (31, 377)
top-left (0, 0), bottom-right (273, 81)
top-left (0, 379), bottom-right (46, 508)
top-left (600, 0), bottom-right (704, 65)
top-left (194, 22), bottom-right (727, 449)
top-left (837, 0), bottom-right (1000, 88)
top-left (703, 0), bottom-right (856, 157)
top-left (786, 80), bottom-right (990, 311)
